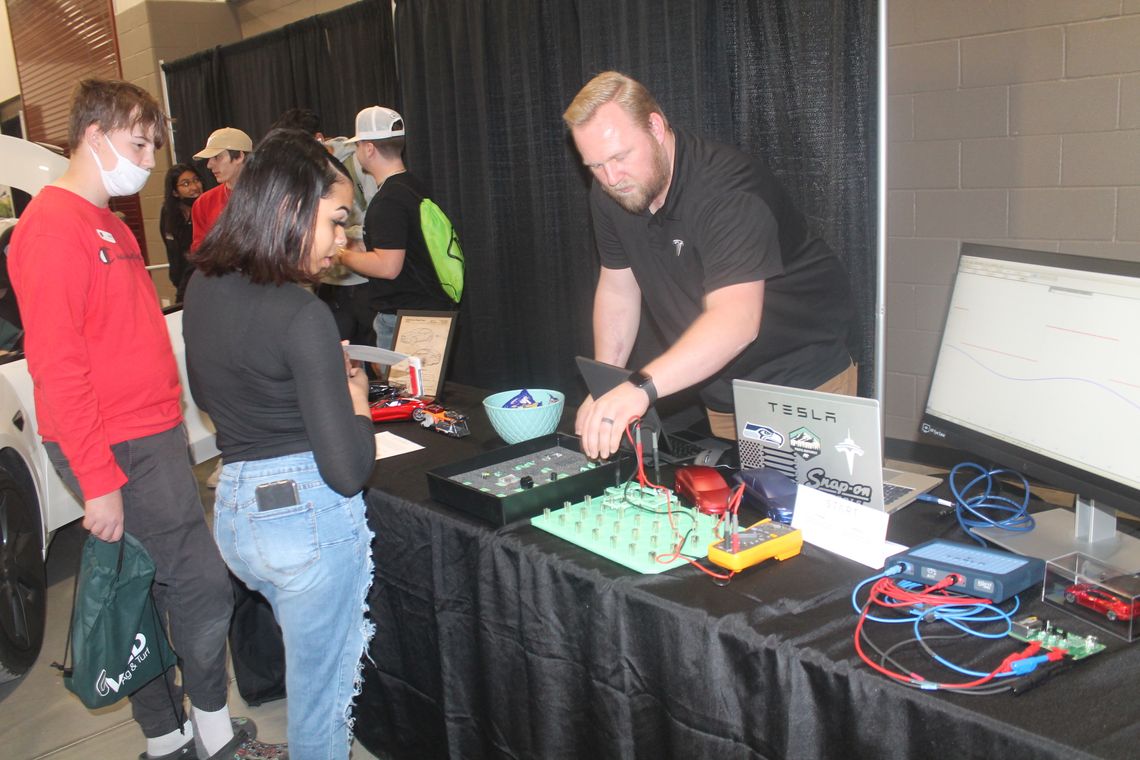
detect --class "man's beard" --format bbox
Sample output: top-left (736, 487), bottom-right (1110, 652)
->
top-left (602, 141), bottom-right (670, 214)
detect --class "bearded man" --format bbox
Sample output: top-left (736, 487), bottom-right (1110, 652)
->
top-left (565, 71), bottom-right (856, 459)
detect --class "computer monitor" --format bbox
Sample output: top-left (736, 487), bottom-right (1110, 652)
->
top-left (921, 243), bottom-right (1140, 571)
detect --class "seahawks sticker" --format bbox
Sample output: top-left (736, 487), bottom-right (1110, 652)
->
top-left (788, 427), bottom-right (821, 461)
top-left (742, 423), bottom-right (784, 447)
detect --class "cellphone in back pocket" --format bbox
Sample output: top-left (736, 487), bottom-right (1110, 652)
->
top-left (255, 480), bottom-right (300, 511)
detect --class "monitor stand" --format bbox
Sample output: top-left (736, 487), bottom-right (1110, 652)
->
top-left (975, 498), bottom-right (1140, 574)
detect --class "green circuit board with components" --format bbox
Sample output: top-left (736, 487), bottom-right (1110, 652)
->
top-left (531, 483), bottom-right (723, 574)
top-left (1009, 616), bottom-right (1106, 660)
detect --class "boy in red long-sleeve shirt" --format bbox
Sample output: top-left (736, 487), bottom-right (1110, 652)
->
top-left (9, 79), bottom-right (282, 760)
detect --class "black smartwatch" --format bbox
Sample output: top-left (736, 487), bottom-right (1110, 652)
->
top-left (627, 369), bottom-right (658, 406)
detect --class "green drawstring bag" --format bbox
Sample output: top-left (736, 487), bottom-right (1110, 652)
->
top-left (58, 533), bottom-right (177, 709)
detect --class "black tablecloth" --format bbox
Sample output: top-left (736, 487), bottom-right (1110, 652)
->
top-left (355, 385), bottom-right (1140, 760)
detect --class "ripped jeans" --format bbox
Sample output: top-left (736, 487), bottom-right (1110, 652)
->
top-left (213, 452), bottom-right (374, 760)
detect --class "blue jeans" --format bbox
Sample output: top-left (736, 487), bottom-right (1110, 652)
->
top-left (373, 311), bottom-right (397, 350)
top-left (213, 452), bottom-right (374, 760)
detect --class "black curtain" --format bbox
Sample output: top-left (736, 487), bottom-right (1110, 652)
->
top-left (163, 0), bottom-right (876, 400)
top-left (394, 1), bottom-right (595, 396)
top-left (395, 0), bottom-right (877, 401)
top-left (162, 0), bottom-right (398, 171)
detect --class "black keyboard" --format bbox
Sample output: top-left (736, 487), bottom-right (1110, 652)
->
top-left (883, 482), bottom-right (914, 503)
top-left (665, 435), bottom-right (702, 459)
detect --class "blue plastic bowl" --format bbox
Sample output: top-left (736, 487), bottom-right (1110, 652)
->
top-left (482, 389), bottom-right (565, 444)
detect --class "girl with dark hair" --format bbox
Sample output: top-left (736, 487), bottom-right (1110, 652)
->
top-left (183, 128), bottom-right (376, 759)
top-left (159, 162), bottom-right (201, 302)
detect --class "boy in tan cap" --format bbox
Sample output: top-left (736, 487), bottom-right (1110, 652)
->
top-left (191, 127), bottom-right (252, 251)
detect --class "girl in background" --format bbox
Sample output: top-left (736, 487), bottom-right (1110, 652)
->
top-left (159, 162), bottom-right (202, 302)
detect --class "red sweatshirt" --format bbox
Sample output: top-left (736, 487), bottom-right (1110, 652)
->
top-left (9, 186), bottom-right (182, 499)
top-left (190, 183), bottom-right (231, 252)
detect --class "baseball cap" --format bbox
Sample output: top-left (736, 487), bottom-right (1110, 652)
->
top-left (345, 106), bottom-right (404, 144)
top-left (193, 127), bottom-right (253, 159)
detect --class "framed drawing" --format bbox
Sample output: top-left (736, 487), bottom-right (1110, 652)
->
top-left (390, 310), bottom-right (458, 399)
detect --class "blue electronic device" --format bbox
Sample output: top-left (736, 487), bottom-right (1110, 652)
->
top-left (885, 539), bottom-right (1045, 603)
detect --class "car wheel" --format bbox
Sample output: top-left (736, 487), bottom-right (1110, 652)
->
top-left (411, 408), bottom-right (427, 422)
top-left (1107, 610), bottom-right (1117, 622)
top-left (0, 468), bottom-right (46, 683)
top-left (1064, 591), bottom-right (1076, 604)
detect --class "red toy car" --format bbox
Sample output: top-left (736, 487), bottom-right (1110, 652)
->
top-left (367, 383), bottom-right (469, 438)
top-left (369, 394), bottom-right (429, 423)
top-left (673, 465), bottom-right (734, 515)
top-left (1064, 583), bottom-right (1140, 622)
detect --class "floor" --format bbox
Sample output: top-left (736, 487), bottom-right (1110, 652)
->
top-left (0, 457), bottom-right (381, 760)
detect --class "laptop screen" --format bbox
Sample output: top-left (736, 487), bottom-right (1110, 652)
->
top-left (576, 357), bottom-right (666, 429)
top-left (731, 379), bottom-right (887, 507)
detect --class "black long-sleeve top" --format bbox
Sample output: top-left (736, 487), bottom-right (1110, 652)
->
top-left (182, 271), bottom-right (375, 496)
top-left (160, 204), bottom-right (193, 293)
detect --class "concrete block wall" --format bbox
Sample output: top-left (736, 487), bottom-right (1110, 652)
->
top-left (886, 0), bottom-right (1140, 441)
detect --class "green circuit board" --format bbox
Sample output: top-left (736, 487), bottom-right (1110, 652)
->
top-left (531, 483), bottom-right (723, 574)
top-left (1009, 616), bottom-right (1106, 660)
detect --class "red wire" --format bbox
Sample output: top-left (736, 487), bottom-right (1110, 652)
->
top-left (619, 421), bottom-right (735, 580)
top-left (853, 576), bottom-right (1038, 690)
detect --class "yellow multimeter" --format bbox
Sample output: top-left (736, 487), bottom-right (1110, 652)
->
top-left (707, 519), bottom-right (802, 572)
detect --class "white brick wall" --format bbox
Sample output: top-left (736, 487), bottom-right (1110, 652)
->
top-left (886, 2), bottom-right (1140, 441)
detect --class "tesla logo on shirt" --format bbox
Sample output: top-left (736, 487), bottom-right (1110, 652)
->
top-left (672, 239), bottom-right (684, 257)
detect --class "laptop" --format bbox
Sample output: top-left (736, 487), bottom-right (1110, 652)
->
top-left (731, 379), bottom-right (941, 513)
top-left (576, 357), bottom-right (731, 465)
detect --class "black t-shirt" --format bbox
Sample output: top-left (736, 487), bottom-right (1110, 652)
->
top-left (182, 271), bottom-right (376, 496)
top-left (590, 127), bottom-right (854, 410)
top-left (362, 172), bottom-right (452, 313)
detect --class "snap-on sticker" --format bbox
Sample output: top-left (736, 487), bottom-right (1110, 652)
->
top-left (805, 467), bottom-right (873, 503)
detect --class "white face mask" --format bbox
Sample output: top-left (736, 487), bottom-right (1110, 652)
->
top-left (90, 134), bottom-right (151, 197)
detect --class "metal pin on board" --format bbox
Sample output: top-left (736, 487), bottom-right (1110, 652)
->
top-left (651, 429), bottom-right (661, 482)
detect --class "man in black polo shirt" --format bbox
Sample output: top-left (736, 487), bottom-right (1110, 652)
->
top-left (564, 71), bottom-right (855, 459)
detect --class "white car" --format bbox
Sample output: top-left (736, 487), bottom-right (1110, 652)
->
top-left (0, 135), bottom-right (217, 682)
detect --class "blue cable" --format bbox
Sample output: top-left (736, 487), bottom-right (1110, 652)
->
top-left (854, 568), bottom-right (1023, 679)
top-left (913, 600), bottom-right (1018, 678)
top-left (851, 564), bottom-right (906, 618)
top-left (948, 463), bottom-right (1035, 545)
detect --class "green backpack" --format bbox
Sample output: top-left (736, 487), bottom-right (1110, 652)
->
top-left (418, 197), bottom-right (464, 303)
